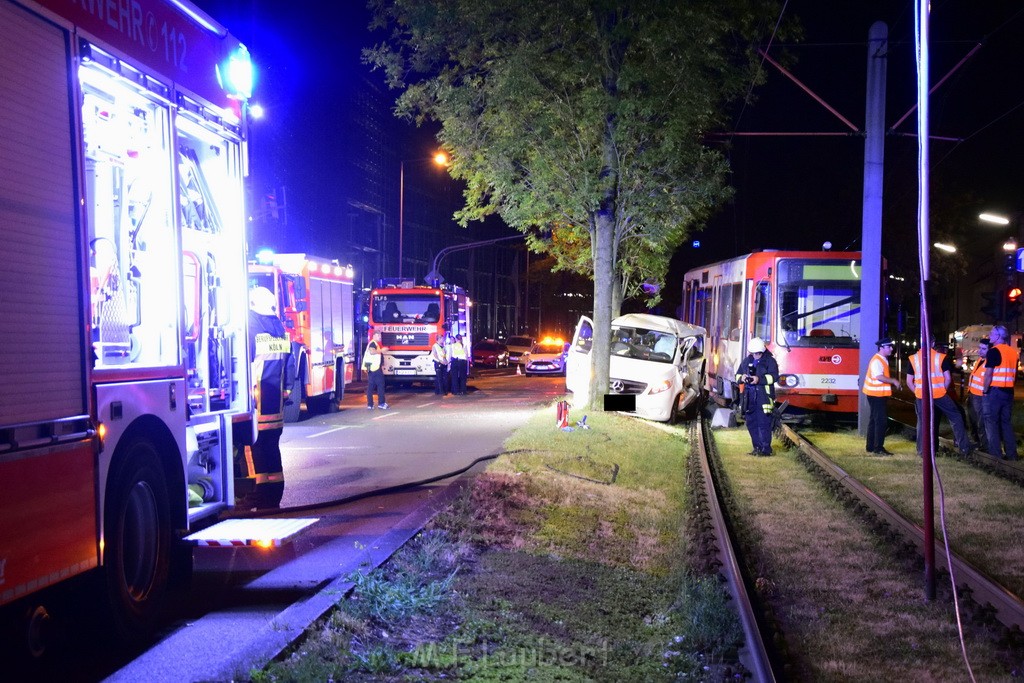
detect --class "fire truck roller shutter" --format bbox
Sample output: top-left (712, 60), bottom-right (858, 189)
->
top-left (0, 0), bottom-right (85, 424)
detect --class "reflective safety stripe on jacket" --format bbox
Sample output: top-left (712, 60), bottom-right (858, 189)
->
top-left (862, 352), bottom-right (892, 397)
top-left (992, 343), bottom-right (1018, 388)
top-left (909, 349), bottom-right (946, 399)
top-left (968, 358), bottom-right (986, 396)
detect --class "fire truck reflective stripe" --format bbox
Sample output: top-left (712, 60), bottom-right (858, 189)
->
top-left (2, 558), bottom-right (97, 607)
top-left (184, 518), bottom-right (318, 547)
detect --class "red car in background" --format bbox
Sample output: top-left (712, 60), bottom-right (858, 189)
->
top-left (472, 339), bottom-right (510, 368)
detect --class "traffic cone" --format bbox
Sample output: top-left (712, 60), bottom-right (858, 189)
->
top-left (516, 364), bottom-right (522, 376)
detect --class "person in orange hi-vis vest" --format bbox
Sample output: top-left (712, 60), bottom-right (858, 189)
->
top-left (907, 337), bottom-right (972, 457)
top-left (966, 337), bottom-right (990, 450)
top-left (981, 324), bottom-right (1018, 460)
top-left (862, 337), bottom-right (901, 455)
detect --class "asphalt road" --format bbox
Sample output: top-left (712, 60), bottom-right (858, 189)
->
top-left (279, 367), bottom-right (564, 508)
top-left (12, 368), bottom-right (566, 683)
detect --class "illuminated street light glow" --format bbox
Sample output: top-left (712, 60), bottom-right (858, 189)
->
top-left (1004, 240), bottom-right (1018, 252)
top-left (933, 242), bottom-right (956, 253)
top-left (399, 151), bottom-right (450, 279)
top-left (249, 103), bottom-right (265, 119)
top-left (979, 213), bottom-right (1011, 225)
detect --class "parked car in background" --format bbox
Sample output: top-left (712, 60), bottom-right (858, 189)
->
top-left (565, 313), bottom-right (707, 423)
top-left (524, 338), bottom-right (569, 376)
top-left (505, 335), bottom-right (535, 366)
top-left (472, 339), bottom-right (510, 368)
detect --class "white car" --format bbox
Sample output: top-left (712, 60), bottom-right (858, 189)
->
top-left (565, 313), bottom-right (707, 423)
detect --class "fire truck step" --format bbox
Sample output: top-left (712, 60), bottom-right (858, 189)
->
top-left (184, 518), bottom-right (319, 547)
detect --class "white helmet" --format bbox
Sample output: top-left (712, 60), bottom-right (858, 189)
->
top-left (748, 337), bottom-right (767, 353)
top-left (249, 286), bottom-right (277, 316)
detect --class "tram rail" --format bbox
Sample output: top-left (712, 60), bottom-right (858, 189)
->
top-left (691, 418), bottom-right (778, 682)
top-left (780, 423), bottom-right (1024, 633)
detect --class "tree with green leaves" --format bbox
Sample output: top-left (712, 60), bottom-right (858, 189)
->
top-left (365, 0), bottom-right (781, 407)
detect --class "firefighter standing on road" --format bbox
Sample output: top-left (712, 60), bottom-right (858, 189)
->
top-left (364, 331), bottom-right (388, 410)
top-left (736, 337), bottom-right (778, 456)
top-left (245, 287), bottom-right (293, 509)
top-left (430, 332), bottom-right (449, 396)
top-left (449, 334), bottom-right (468, 395)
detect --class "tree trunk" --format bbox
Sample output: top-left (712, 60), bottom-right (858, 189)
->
top-left (589, 208), bottom-right (615, 411)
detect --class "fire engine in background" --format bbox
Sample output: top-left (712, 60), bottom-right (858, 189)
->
top-left (0, 0), bottom-right (314, 656)
top-left (248, 252), bottom-right (356, 421)
top-left (368, 280), bottom-right (472, 384)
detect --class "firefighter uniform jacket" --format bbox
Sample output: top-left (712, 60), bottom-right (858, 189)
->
top-left (249, 310), bottom-right (293, 431)
top-left (735, 351), bottom-right (778, 415)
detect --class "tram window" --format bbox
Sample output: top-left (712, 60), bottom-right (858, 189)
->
top-left (753, 282), bottom-right (770, 341)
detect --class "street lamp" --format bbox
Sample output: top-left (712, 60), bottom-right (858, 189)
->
top-left (399, 151), bottom-right (449, 279)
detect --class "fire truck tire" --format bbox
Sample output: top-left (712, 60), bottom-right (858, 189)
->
top-left (102, 437), bottom-right (171, 643)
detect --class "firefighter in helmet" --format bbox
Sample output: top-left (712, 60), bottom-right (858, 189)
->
top-left (243, 286), bottom-right (293, 509)
top-left (736, 336), bottom-right (779, 456)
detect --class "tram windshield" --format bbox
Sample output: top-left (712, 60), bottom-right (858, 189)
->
top-left (777, 259), bottom-right (861, 348)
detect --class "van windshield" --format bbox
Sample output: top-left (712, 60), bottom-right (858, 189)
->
top-left (610, 326), bottom-right (676, 363)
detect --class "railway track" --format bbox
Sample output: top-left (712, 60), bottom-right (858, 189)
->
top-left (779, 424), bottom-right (1024, 634)
top-left (689, 418), bottom-right (778, 681)
top-left (691, 414), bottom-right (1024, 680)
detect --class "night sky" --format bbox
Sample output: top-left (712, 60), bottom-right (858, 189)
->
top-left (195, 1), bottom-right (1024, 310)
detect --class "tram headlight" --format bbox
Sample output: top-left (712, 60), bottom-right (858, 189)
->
top-left (779, 374), bottom-right (800, 388)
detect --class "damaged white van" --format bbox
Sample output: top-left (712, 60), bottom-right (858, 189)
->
top-left (565, 313), bottom-right (707, 423)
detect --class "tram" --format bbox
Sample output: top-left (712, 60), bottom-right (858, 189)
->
top-left (681, 251), bottom-right (863, 414)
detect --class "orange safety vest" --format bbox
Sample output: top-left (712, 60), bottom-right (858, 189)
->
top-left (991, 343), bottom-right (1018, 388)
top-left (862, 352), bottom-right (892, 397)
top-left (909, 348), bottom-right (946, 399)
top-left (968, 358), bottom-right (986, 396)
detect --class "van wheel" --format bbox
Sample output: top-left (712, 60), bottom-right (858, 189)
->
top-left (103, 438), bottom-right (171, 643)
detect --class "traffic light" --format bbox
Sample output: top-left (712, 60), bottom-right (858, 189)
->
top-left (981, 289), bottom-right (1005, 320)
top-left (1007, 287), bottom-right (1023, 321)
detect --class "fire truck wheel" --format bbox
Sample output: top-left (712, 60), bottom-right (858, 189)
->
top-left (103, 437), bottom-right (171, 642)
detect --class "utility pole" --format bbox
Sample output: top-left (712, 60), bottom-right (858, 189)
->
top-left (858, 22), bottom-right (887, 437)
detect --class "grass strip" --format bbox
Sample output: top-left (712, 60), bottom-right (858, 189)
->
top-left (714, 427), bottom-right (1012, 681)
top-left (251, 406), bottom-right (745, 681)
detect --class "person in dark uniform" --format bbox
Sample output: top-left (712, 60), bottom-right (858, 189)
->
top-left (862, 337), bottom-right (900, 455)
top-left (735, 337), bottom-right (779, 456)
top-left (449, 334), bottom-right (468, 395)
top-left (244, 286), bottom-right (293, 509)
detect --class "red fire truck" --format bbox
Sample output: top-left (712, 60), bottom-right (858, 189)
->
top-left (0, 0), bottom-right (313, 654)
top-left (249, 253), bottom-right (357, 421)
top-left (368, 280), bottom-right (472, 384)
